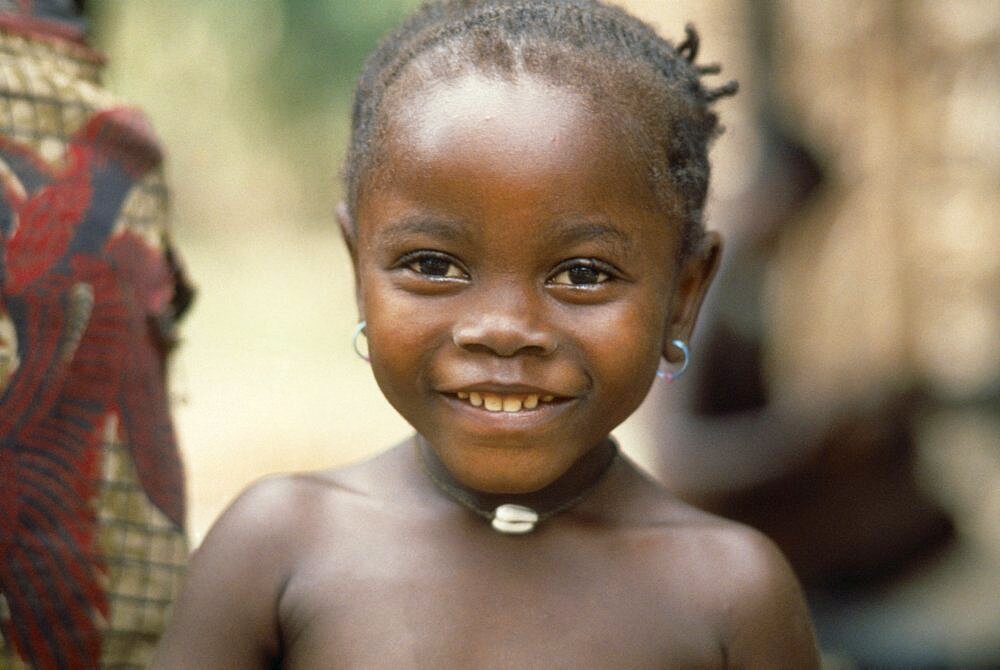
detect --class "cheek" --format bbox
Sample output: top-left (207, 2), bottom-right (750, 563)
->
top-left (365, 289), bottom-right (417, 355)
top-left (580, 302), bottom-right (664, 395)
top-left (361, 282), bottom-right (442, 393)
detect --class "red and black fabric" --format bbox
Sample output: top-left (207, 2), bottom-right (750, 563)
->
top-left (0, 4), bottom-right (191, 668)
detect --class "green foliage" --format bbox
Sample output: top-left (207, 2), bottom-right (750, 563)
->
top-left (84, 0), bottom-right (421, 217)
top-left (266, 0), bottom-right (421, 118)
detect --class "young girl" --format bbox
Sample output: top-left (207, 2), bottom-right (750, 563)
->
top-left (154, 1), bottom-right (819, 666)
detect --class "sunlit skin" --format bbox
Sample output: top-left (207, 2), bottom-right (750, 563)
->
top-left (352, 74), bottom-right (706, 494)
top-left (152, 73), bottom-right (819, 668)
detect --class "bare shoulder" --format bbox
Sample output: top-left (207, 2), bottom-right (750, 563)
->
top-left (612, 465), bottom-right (818, 668)
top-left (189, 446), bottom-right (406, 569)
top-left (152, 470), bottom-right (370, 669)
top-left (209, 449), bottom-right (397, 537)
top-left (697, 520), bottom-right (817, 665)
top-left (190, 471), bottom-right (346, 558)
top-left (641, 493), bottom-right (819, 669)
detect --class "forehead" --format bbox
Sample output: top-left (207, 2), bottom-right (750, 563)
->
top-left (392, 73), bottom-right (591, 159)
top-left (363, 72), bottom-right (665, 224)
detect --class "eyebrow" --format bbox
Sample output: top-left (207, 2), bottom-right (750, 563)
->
top-left (373, 213), bottom-right (635, 257)
top-left (375, 214), bottom-right (465, 246)
top-left (543, 220), bottom-right (635, 257)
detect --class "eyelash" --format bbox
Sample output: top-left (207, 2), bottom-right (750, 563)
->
top-left (398, 251), bottom-right (468, 280)
top-left (547, 258), bottom-right (617, 287)
top-left (397, 252), bottom-right (618, 288)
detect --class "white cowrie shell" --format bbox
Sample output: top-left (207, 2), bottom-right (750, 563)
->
top-left (491, 517), bottom-right (535, 534)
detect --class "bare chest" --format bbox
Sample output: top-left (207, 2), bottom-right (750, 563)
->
top-left (276, 529), bottom-right (725, 669)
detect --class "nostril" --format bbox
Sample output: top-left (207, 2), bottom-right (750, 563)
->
top-left (452, 321), bottom-right (557, 357)
top-left (519, 342), bottom-right (556, 357)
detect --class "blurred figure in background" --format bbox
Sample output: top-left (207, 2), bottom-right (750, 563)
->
top-left (639, 0), bottom-right (999, 666)
top-left (649, 125), bottom-right (955, 591)
top-left (0, 1), bottom-right (193, 667)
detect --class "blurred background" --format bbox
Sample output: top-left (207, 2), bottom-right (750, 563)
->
top-left (86, 0), bottom-right (998, 666)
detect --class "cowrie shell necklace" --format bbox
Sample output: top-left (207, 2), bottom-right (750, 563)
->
top-left (416, 437), bottom-right (618, 534)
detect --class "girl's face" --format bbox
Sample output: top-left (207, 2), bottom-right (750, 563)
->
top-left (345, 73), bottom-right (718, 494)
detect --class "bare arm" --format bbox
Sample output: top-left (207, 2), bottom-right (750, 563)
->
top-left (720, 528), bottom-right (819, 669)
top-left (151, 478), bottom-right (299, 669)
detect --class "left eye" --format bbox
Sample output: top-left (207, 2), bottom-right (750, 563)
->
top-left (403, 252), bottom-right (466, 279)
top-left (549, 262), bottom-right (611, 286)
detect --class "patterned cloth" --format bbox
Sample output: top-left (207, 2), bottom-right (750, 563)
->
top-left (0, 6), bottom-right (191, 669)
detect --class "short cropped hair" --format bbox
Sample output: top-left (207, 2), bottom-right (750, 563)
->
top-left (345, 0), bottom-right (737, 255)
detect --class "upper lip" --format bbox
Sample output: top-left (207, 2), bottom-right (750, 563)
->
top-left (438, 382), bottom-right (567, 397)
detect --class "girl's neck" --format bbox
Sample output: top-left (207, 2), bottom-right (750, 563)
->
top-left (414, 434), bottom-right (619, 522)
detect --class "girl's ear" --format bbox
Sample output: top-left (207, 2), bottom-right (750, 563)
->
top-left (336, 200), bottom-right (358, 263)
top-left (336, 200), bottom-right (365, 318)
top-left (663, 231), bottom-right (722, 362)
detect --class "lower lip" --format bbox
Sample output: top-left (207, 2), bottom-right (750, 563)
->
top-left (439, 394), bottom-right (574, 432)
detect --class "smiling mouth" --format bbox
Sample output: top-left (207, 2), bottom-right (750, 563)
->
top-left (453, 391), bottom-right (558, 413)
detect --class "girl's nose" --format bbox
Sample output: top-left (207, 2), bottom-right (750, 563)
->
top-left (451, 295), bottom-right (557, 357)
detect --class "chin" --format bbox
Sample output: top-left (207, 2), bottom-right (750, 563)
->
top-left (441, 443), bottom-right (565, 494)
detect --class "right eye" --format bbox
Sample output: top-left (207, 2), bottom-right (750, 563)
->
top-left (401, 251), bottom-right (467, 279)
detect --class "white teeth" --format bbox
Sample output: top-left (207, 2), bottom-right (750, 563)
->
top-left (502, 396), bottom-right (522, 413)
top-left (542, 395), bottom-right (554, 402)
top-left (457, 392), bottom-right (546, 412)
